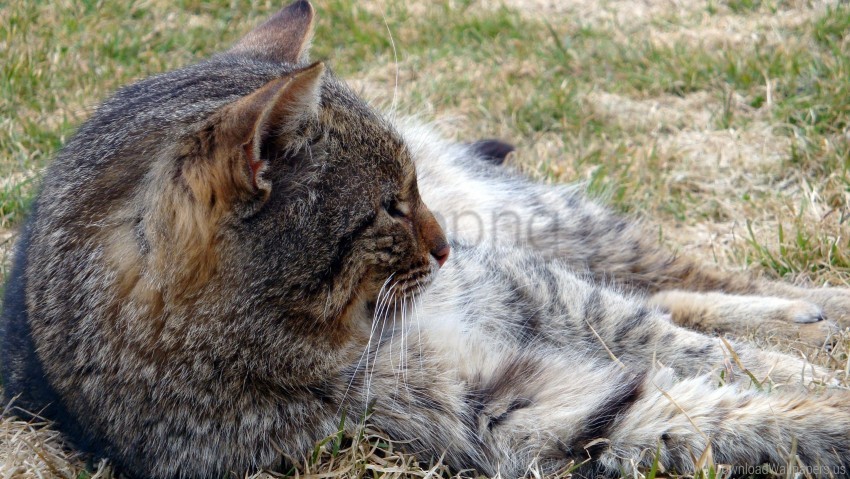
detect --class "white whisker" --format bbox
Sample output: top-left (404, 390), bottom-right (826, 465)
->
top-left (400, 292), bottom-right (408, 394)
top-left (338, 273), bottom-right (395, 415)
top-left (366, 280), bottom-right (399, 416)
top-left (382, 13), bottom-right (400, 115)
top-left (414, 277), bottom-right (425, 374)
top-left (388, 288), bottom-right (399, 387)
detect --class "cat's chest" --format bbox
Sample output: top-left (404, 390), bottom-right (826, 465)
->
top-left (386, 270), bottom-right (524, 365)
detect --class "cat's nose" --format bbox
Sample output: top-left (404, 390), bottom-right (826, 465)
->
top-left (431, 243), bottom-right (450, 267)
top-left (416, 202), bottom-right (449, 267)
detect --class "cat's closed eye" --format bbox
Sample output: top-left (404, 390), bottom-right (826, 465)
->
top-left (384, 199), bottom-right (410, 219)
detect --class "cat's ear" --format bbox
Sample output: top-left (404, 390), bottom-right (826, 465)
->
top-left (468, 139), bottom-right (515, 165)
top-left (230, 0), bottom-right (315, 64)
top-left (223, 61), bottom-right (324, 197)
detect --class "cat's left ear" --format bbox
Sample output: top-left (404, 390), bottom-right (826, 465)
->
top-left (230, 0), bottom-right (315, 64)
top-left (219, 62), bottom-right (324, 201)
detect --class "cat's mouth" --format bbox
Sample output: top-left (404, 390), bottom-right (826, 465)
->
top-left (370, 261), bottom-right (436, 313)
top-left (392, 263), bottom-right (435, 299)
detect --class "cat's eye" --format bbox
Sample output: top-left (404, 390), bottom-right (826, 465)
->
top-left (384, 199), bottom-right (410, 219)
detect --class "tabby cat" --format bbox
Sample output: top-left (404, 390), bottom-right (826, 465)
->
top-left (3, 2), bottom-right (850, 478)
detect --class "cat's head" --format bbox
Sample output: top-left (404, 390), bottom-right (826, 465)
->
top-left (57, 1), bottom-right (448, 344)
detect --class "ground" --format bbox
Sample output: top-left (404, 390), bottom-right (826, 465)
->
top-left (2, 0), bottom-right (850, 477)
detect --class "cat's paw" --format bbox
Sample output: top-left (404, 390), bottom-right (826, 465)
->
top-left (759, 282), bottom-right (850, 329)
top-left (769, 299), bottom-right (839, 348)
top-left (739, 297), bottom-right (838, 348)
top-left (748, 314), bottom-right (838, 350)
top-left (783, 300), bottom-right (825, 323)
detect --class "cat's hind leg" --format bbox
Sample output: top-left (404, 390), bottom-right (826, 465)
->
top-left (351, 329), bottom-right (850, 478)
top-left (585, 368), bottom-right (850, 478)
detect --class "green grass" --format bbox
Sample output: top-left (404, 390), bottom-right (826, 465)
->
top-left (3, 0), bottom-right (848, 235)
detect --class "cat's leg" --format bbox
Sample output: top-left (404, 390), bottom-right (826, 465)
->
top-left (752, 280), bottom-right (850, 328)
top-left (344, 330), bottom-right (850, 478)
top-left (648, 290), bottom-right (840, 347)
top-left (550, 273), bottom-right (838, 387)
top-left (587, 369), bottom-right (850, 478)
top-left (559, 279), bottom-right (837, 386)
top-left (437, 245), bottom-right (837, 386)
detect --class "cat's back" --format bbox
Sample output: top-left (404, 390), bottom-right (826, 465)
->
top-left (35, 57), bottom-right (283, 225)
top-left (1, 204), bottom-right (46, 410)
top-left (0, 201), bottom-right (112, 455)
top-left (0, 53), bottom-right (303, 474)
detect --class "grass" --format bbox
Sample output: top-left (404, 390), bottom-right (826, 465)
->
top-left (2, 0), bottom-right (850, 477)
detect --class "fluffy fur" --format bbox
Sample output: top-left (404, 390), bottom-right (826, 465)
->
top-left (2, 2), bottom-right (850, 478)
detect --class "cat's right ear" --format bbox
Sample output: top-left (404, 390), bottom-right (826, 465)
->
top-left (230, 0), bottom-right (315, 64)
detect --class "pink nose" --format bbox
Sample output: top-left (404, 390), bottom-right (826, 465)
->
top-left (431, 243), bottom-right (450, 267)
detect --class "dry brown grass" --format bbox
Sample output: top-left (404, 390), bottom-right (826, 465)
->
top-left (2, 0), bottom-right (850, 477)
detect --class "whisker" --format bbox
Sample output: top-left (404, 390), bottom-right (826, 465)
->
top-left (387, 287), bottom-right (403, 398)
top-left (338, 273), bottom-right (395, 414)
top-left (382, 12), bottom-right (400, 116)
top-left (388, 287), bottom-right (399, 387)
top-left (400, 292), bottom-right (408, 394)
top-left (367, 280), bottom-right (399, 414)
top-left (414, 277), bottom-right (425, 374)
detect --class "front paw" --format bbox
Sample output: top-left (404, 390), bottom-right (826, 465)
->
top-left (783, 300), bottom-right (825, 323)
top-left (759, 281), bottom-right (850, 327)
top-left (649, 290), bottom-right (839, 348)
top-left (741, 296), bottom-right (839, 348)
top-left (749, 313), bottom-right (839, 349)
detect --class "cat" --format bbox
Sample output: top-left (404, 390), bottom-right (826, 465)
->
top-left (3, 1), bottom-right (850, 478)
